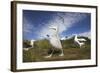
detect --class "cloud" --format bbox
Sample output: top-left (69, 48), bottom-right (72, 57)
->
top-left (39, 12), bottom-right (88, 38)
top-left (78, 31), bottom-right (91, 39)
top-left (23, 17), bottom-right (34, 33)
top-left (23, 11), bottom-right (89, 40)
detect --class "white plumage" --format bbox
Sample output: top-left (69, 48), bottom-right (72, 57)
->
top-left (74, 34), bottom-right (86, 48)
top-left (45, 26), bottom-right (64, 58)
top-left (30, 40), bottom-right (35, 47)
top-left (23, 48), bottom-right (30, 51)
top-left (23, 40), bottom-right (35, 51)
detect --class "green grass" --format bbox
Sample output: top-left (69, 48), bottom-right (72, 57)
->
top-left (23, 47), bottom-right (91, 62)
top-left (23, 37), bottom-right (91, 62)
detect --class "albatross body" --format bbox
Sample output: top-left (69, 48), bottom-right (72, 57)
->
top-left (74, 34), bottom-right (86, 48)
top-left (45, 26), bottom-right (64, 58)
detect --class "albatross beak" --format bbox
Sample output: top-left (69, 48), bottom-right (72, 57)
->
top-left (49, 27), bottom-right (56, 30)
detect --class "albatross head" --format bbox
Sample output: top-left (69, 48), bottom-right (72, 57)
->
top-left (49, 26), bottom-right (58, 32)
top-left (73, 34), bottom-right (78, 40)
top-left (49, 26), bottom-right (59, 35)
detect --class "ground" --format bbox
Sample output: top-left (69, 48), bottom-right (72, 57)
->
top-left (23, 47), bottom-right (91, 62)
top-left (23, 37), bottom-right (91, 62)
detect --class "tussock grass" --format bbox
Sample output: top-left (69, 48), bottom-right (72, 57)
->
top-left (23, 37), bottom-right (91, 62)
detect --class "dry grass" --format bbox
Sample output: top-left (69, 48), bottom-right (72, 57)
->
top-left (23, 47), bottom-right (91, 62)
top-left (23, 37), bottom-right (91, 62)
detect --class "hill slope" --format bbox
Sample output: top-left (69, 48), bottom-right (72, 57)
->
top-left (23, 36), bottom-right (91, 62)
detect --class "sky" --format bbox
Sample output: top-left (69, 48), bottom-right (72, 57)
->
top-left (23, 10), bottom-right (91, 40)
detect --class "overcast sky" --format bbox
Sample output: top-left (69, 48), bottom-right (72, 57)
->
top-left (23, 10), bottom-right (91, 40)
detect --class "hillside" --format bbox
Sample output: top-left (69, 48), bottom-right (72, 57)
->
top-left (23, 36), bottom-right (91, 62)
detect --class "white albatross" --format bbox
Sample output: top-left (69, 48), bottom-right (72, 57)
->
top-left (23, 40), bottom-right (35, 51)
top-left (74, 34), bottom-right (86, 48)
top-left (45, 26), bottom-right (64, 58)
